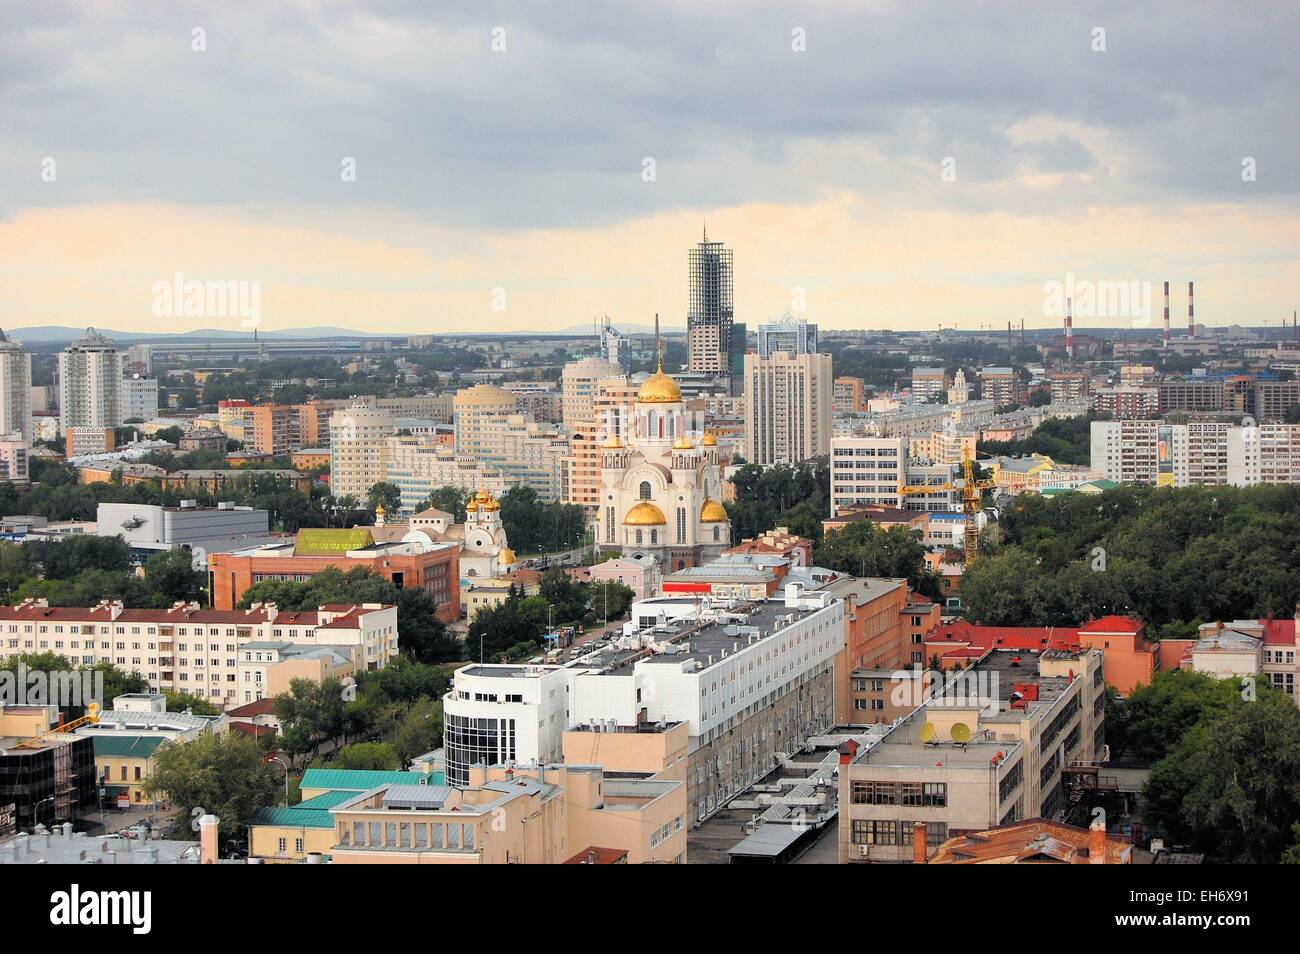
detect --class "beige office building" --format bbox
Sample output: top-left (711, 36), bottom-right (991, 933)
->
top-left (743, 350), bottom-right (833, 465)
top-left (329, 401), bottom-right (396, 500)
top-left (562, 358), bottom-right (623, 429)
top-left (838, 645), bottom-right (1105, 862)
top-left (563, 375), bottom-right (636, 510)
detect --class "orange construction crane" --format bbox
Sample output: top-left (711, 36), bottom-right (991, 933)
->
top-left (899, 448), bottom-right (994, 563)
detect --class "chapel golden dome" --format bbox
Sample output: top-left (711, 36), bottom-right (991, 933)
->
top-left (673, 433), bottom-right (694, 450)
top-left (483, 498), bottom-right (500, 512)
top-left (701, 431), bottom-right (717, 447)
top-left (475, 489), bottom-right (491, 502)
top-left (623, 501), bottom-right (667, 526)
top-left (465, 498), bottom-right (480, 513)
top-left (699, 498), bottom-right (728, 523)
top-left (637, 357), bottom-right (682, 404)
top-left (498, 547), bottom-right (517, 566)
top-left (602, 433), bottom-right (624, 449)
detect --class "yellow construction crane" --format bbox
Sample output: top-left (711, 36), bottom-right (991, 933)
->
top-left (899, 448), bottom-right (995, 563)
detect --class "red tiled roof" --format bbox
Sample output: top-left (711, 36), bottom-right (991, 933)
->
top-left (0, 601), bottom-right (387, 628)
top-left (229, 722), bottom-right (277, 738)
top-left (925, 620), bottom-right (1079, 653)
top-left (563, 846), bottom-right (629, 864)
top-left (1261, 618), bottom-right (1297, 646)
top-left (1079, 615), bottom-right (1143, 635)
top-left (226, 698), bottom-right (277, 717)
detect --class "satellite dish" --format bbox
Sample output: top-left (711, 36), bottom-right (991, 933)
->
top-left (920, 722), bottom-right (937, 744)
top-left (951, 722), bottom-right (972, 744)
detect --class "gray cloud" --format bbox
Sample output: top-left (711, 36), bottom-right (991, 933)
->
top-left (0, 0), bottom-right (1295, 228)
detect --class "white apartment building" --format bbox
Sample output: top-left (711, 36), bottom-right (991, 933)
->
top-left (1091, 420), bottom-right (1300, 487)
top-left (0, 599), bottom-right (398, 709)
top-left (0, 330), bottom-right (33, 443)
top-left (329, 400), bottom-right (396, 500)
top-left (442, 664), bottom-right (577, 787)
top-left (386, 435), bottom-right (508, 511)
top-left (59, 328), bottom-right (123, 431)
top-left (123, 375), bottom-right (159, 422)
top-left (830, 437), bottom-right (906, 512)
top-left (743, 350), bottom-right (833, 465)
top-left (444, 587), bottom-right (845, 820)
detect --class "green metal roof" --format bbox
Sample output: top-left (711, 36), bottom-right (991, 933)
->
top-left (251, 807), bottom-right (336, 829)
top-left (294, 527), bottom-right (374, 555)
top-left (299, 768), bottom-right (444, 792)
top-left (91, 735), bottom-right (167, 758)
top-left (295, 790), bottom-right (359, 810)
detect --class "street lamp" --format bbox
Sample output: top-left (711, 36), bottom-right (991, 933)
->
top-left (267, 756), bottom-right (290, 806)
top-left (33, 795), bottom-right (56, 829)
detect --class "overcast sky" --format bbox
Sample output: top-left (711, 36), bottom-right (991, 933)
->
top-left (1, 0), bottom-right (1296, 335)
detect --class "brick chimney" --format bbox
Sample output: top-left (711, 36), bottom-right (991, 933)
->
top-left (913, 821), bottom-right (928, 864)
top-left (1089, 818), bottom-right (1107, 864)
top-left (199, 814), bottom-right (220, 864)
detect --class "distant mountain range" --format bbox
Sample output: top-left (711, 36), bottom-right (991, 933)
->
top-left (4, 325), bottom-right (389, 344)
top-left (4, 323), bottom-right (687, 345)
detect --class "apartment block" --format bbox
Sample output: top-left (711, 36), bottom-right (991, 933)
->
top-left (0, 330), bottom-right (33, 443)
top-left (1091, 419), bottom-right (1300, 487)
top-left (979, 367), bottom-right (1022, 408)
top-left (1092, 386), bottom-right (1158, 419)
top-left (743, 351), bottom-right (833, 465)
top-left (1048, 371), bottom-right (1090, 404)
top-left (328, 401), bottom-right (396, 500)
top-left (838, 645), bottom-right (1105, 862)
top-left (0, 599), bottom-right (398, 709)
top-left (909, 368), bottom-right (949, 402)
top-left (830, 437), bottom-right (905, 512)
top-left (833, 376), bottom-right (866, 414)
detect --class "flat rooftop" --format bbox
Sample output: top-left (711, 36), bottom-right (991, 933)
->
top-left (584, 598), bottom-right (833, 675)
top-left (976, 649), bottom-right (1075, 721)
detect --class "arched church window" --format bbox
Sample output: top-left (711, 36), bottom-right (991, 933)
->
top-left (713, 526), bottom-right (720, 542)
top-left (639, 481), bottom-right (652, 500)
top-left (650, 530), bottom-right (658, 544)
top-left (636, 529), bottom-right (643, 546)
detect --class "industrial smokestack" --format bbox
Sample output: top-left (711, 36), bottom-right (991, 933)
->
top-left (1065, 296), bottom-right (1075, 359)
top-left (1188, 281), bottom-right (1196, 339)
top-left (1162, 281), bottom-right (1170, 348)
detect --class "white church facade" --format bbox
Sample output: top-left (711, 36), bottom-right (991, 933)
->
top-left (594, 360), bottom-right (732, 571)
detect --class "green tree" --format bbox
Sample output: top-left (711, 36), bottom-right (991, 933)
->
top-left (394, 697), bottom-right (443, 763)
top-left (1143, 688), bottom-right (1300, 862)
top-left (367, 481), bottom-right (402, 515)
top-left (144, 732), bottom-right (279, 852)
top-left (165, 690), bottom-right (220, 716)
top-left (332, 741), bottom-right (400, 771)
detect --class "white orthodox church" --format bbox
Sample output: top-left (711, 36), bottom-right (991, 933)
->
top-left (595, 359), bottom-right (731, 570)
top-left (377, 489), bottom-right (517, 582)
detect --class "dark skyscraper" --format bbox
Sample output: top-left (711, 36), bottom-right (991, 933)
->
top-left (686, 227), bottom-right (734, 376)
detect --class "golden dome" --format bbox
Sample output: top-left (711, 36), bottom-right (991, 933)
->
top-left (701, 431), bottom-right (717, 447)
top-left (498, 547), bottom-right (517, 566)
top-left (673, 433), bottom-right (694, 450)
top-left (637, 358), bottom-right (682, 404)
top-left (483, 498), bottom-right (500, 512)
top-left (623, 501), bottom-right (667, 526)
top-left (374, 502), bottom-right (386, 515)
top-left (700, 498), bottom-right (728, 522)
top-left (602, 433), bottom-right (624, 449)
top-left (465, 498), bottom-right (480, 512)
top-left (475, 489), bottom-right (491, 502)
